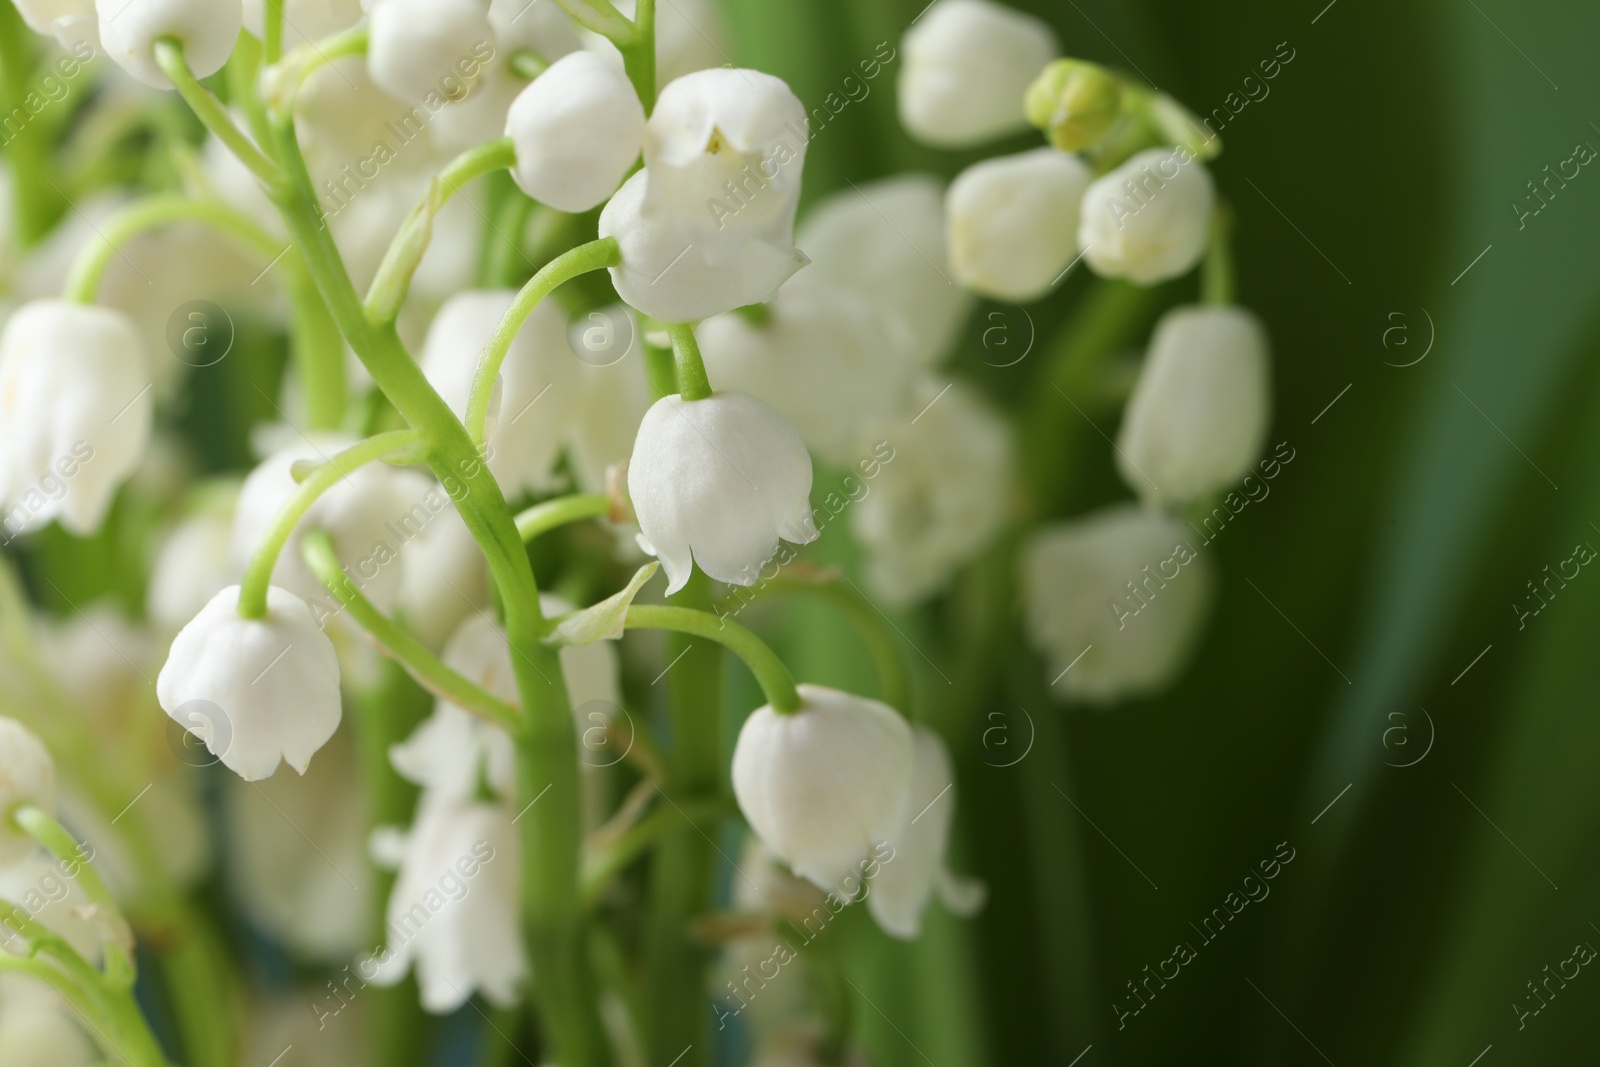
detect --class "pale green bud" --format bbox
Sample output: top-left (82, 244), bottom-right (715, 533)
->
top-left (1025, 59), bottom-right (1122, 153)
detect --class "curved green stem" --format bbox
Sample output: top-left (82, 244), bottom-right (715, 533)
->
top-left (516, 494), bottom-right (613, 542)
top-left (264, 23), bottom-right (369, 115)
top-left (13, 805), bottom-right (135, 988)
top-left (153, 39), bottom-right (283, 190)
top-left (365, 137), bottom-right (517, 324)
top-left (667, 321), bottom-right (712, 401)
top-left (715, 578), bottom-right (911, 714)
top-left (625, 605), bottom-right (801, 712)
top-left (237, 430), bottom-right (424, 618)
top-left (466, 237), bottom-right (621, 446)
top-left (62, 196), bottom-right (283, 304)
top-left (301, 530), bottom-right (524, 729)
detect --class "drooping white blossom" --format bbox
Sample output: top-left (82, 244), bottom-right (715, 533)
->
top-left (157, 585), bottom-right (343, 780)
top-left (366, 0), bottom-right (496, 108)
top-left (95, 0), bottom-right (243, 88)
top-left (506, 52), bottom-right (644, 212)
top-left (868, 727), bottom-right (985, 939)
top-left (0, 718), bottom-right (56, 866)
top-left (948, 147), bottom-right (1093, 301)
top-left (852, 380), bottom-right (1012, 606)
top-left (1116, 305), bottom-right (1271, 507)
top-left (0, 301), bottom-right (152, 538)
top-left (1079, 147), bottom-right (1215, 285)
top-left (628, 391), bottom-right (817, 594)
top-left (898, 0), bottom-right (1058, 148)
top-left (732, 685), bottom-right (914, 897)
top-left (1022, 505), bottom-right (1213, 704)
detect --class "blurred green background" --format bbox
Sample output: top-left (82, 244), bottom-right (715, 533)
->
top-left (720, 0), bottom-right (1600, 1062)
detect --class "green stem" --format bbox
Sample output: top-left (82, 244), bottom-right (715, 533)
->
top-left (1202, 206), bottom-right (1234, 305)
top-left (550, 0), bottom-right (636, 45)
top-left (62, 196), bottom-right (283, 304)
top-left (466, 237), bottom-right (621, 446)
top-left (264, 24), bottom-right (370, 115)
top-left (510, 50), bottom-right (551, 81)
top-left (666, 322), bottom-right (713, 401)
top-left (263, 0), bottom-right (285, 63)
top-left (365, 137), bottom-right (518, 325)
top-left (625, 604), bottom-right (801, 712)
top-left (516, 494), bottom-right (612, 542)
top-left (237, 430), bottom-right (424, 619)
top-left (301, 531), bottom-right (524, 728)
top-left (153, 39), bottom-right (283, 190)
top-left (621, 0), bottom-right (657, 111)
top-left (641, 329), bottom-right (678, 400)
top-left (583, 797), bottom-right (729, 906)
top-left (288, 266), bottom-right (348, 429)
top-left (13, 805), bottom-right (135, 988)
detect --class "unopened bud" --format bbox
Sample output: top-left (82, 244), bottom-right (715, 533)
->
top-left (1026, 60), bottom-right (1122, 152)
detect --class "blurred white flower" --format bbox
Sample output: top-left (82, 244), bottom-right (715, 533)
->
top-left (394, 496), bottom-right (488, 651)
top-left (14, 0), bottom-right (99, 54)
top-left (95, 0), bottom-right (242, 88)
top-left (868, 727), bottom-right (984, 939)
top-left (0, 301), bottom-right (152, 538)
top-left (0, 718), bottom-right (55, 866)
top-left (149, 507), bottom-right (238, 632)
top-left (1080, 147), bottom-right (1215, 285)
top-left (852, 380), bottom-right (1012, 606)
top-left (157, 585), bottom-right (343, 780)
top-left (1116, 305), bottom-right (1271, 507)
top-left (898, 0), bottom-right (1057, 148)
top-left (628, 391), bottom-right (817, 594)
top-left (797, 176), bottom-right (971, 366)
top-left (366, 0), bottom-right (495, 107)
top-left (699, 281), bottom-right (917, 466)
top-left (948, 147), bottom-right (1093, 301)
top-left (32, 604), bottom-right (156, 725)
top-left (565, 308), bottom-right (654, 495)
top-left (506, 52), bottom-right (645, 212)
top-left (0, 975), bottom-right (97, 1066)
top-left (732, 684), bottom-right (913, 896)
top-left (242, 0), bottom-right (363, 48)
top-left (488, 0), bottom-right (581, 59)
top-left (1022, 504), bottom-right (1213, 704)
top-left (369, 793), bottom-right (527, 1013)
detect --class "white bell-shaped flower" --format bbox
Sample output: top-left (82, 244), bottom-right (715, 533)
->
top-left (868, 727), bottom-right (985, 939)
top-left (0, 301), bottom-right (152, 538)
top-left (242, 0), bottom-right (363, 49)
top-left (506, 52), bottom-right (644, 212)
top-left (148, 507), bottom-right (237, 631)
top-left (852, 380), bottom-right (1012, 606)
top-left (0, 718), bottom-right (56, 866)
top-left (1116, 305), bottom-right (1271, 507)
top-left (1022, 504), bottom-right (1213, 704)
top-left (628, 391), bottom-right (818, 594)
top-left (421, 290), bottom-right (579, 499)
top-left (699, 280), bottom-right (917, 466)
top-left (95, 0), bottom-right (243, 88)
top-left (797, 176), bottom-right (971, 367)
top-left (732, 684), bottom-right (914, 897)
top-left (368, 793), bottom-right (527, 1013)
top-left (898, 0), bottom-right (1058, 148)
top-left (156, 585), bottom-right (343, 780)
top-left (366, 0), bottom-right (495, 107)
top-left (1079, 147), bottom-right (1215, 285)
top-left (0, 976), bottom-right (97, 1066)
top-left (948, 147), bottom-right (1093, 302)
top-left (14, 0), bottom-right (99, 54)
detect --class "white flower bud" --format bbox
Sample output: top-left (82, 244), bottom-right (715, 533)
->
top-left (505, 52), bottom-right (645, 213)
top-left (627, 391), bottom-right (817, 594)
top-left (0, 301), bottom-right (153, 537)
top-left (157, 585), bottom-right (343, 780)
top-left (0, 718), bottom-right (56, 866)
top-left (731, 685), bottom-right (914, 897)
top-left (1116, 306), bottom-right (1271, 507)
top-left (797, 176), bottom-right (971, 366)
top-left (366, 0), bottom-right (495, 107)
top-left (368, 793), bottom-right (527, 1013)
top-left (95, 0), bottom-right (243, 89)
top-left (948, 147), bottom-right (1092, 301)
top-left (420, 290), bottom-right (579, 498)
top-left (852, 381), bottom-right (1011, 606)
top-left (698, 281), bottom-right (917, 466)
top-left (898, 0), bottom-right (1057, 148)
top-left (1022, 505), bottom-right (1212, 704)
top-left (1079, 147), bottom-right (1215, 285)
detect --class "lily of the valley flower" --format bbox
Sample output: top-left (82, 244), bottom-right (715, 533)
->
top-left (0, 301), bottom-right (153, 538)
top-left (868, 727), bottom-right (985, 939)
top-left (0, 718), bottom-right (56, 866)
top-left (365, 0), bottom-right (495, 107)
top-left (14, 0), bottom-right (99, 54)
top-left (157, 585), bottom-right (343, 781)
top-left (1022, 505), bottom-right (1213, 704)
top-left (948, 147), bottom-right (1094, 301)
top-left (506, 52), bottom-right (645, 213)
top-left (1116, 305), bottom-right (1272, 507)
top-left (95, 0), bottom-right (243, 88)
top-left (1079, 147), bottom-right (1215, 285)
top-left (628, 391), bottom-right (818, 594)
top-left (898, 0), bottom-right (1058, 148)
top-left (148, 507), bottom-right (237, 632)
top-left (731, 684), bottom-right (914, 897)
